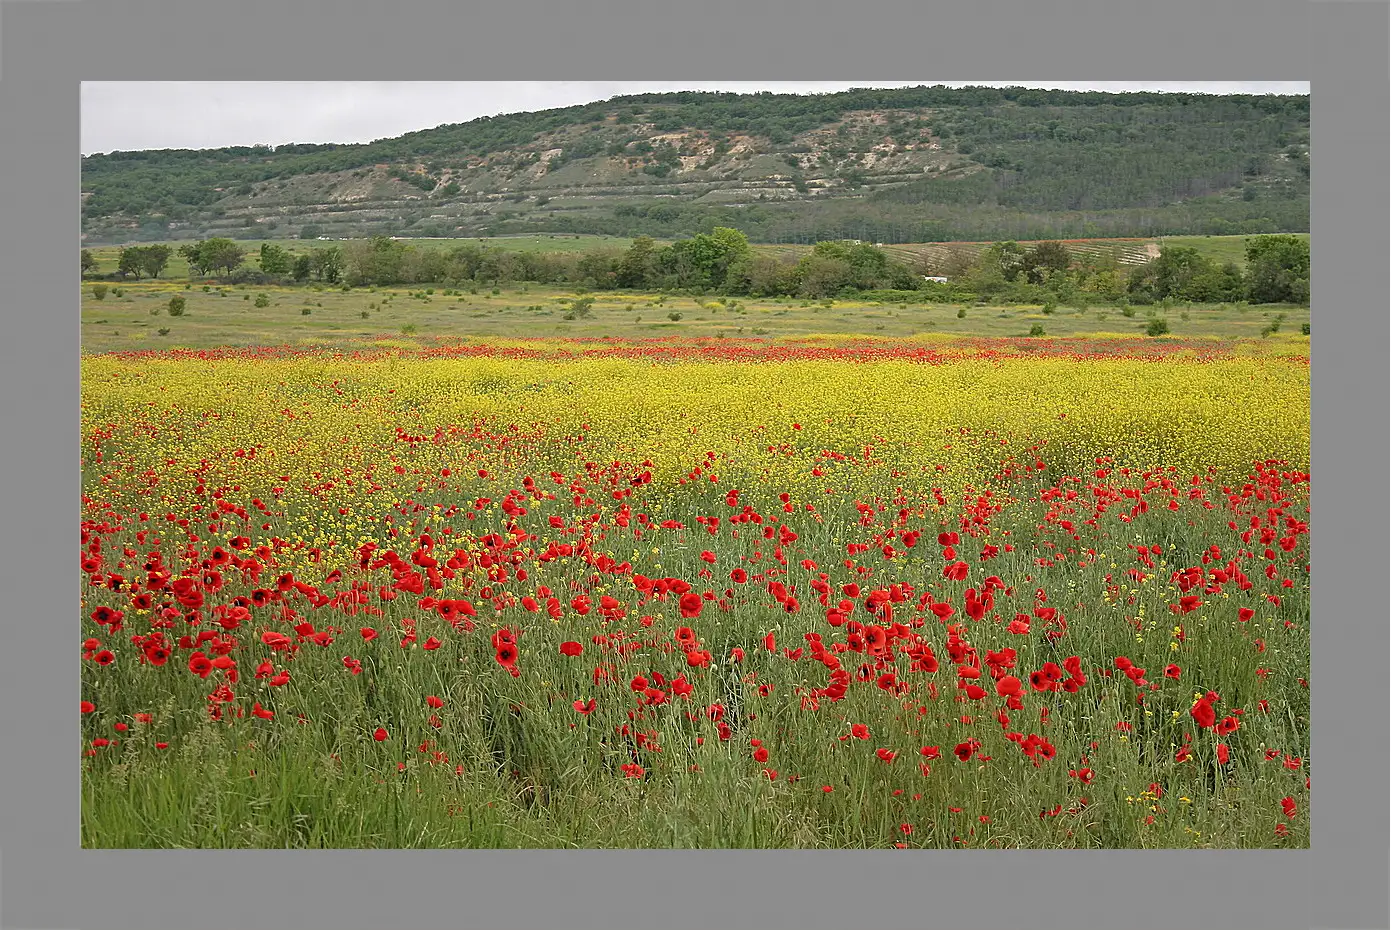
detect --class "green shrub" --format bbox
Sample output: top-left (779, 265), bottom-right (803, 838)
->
top-left (957, 308), bottom-right (967, 319)
top-left (301, 307), bottom-right (312, 315)
top-left (92, 285), bottom-right (108, 300)
top-left (1145, 318), bottom-right (1170, 337)
top-left (167, 296), bottom-right (186, 316)
top-left (1028, 323), bottom-right (1046, 337)
top-left (254, 294), bottom-right (271, 308)
top-left (1301, 322), bottom-right (1310, 335)
top-left (668, 311), bottom-right (683, 321)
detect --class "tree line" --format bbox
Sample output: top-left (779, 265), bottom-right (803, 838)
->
top-left (82, 232), bottom-right (1309, 307)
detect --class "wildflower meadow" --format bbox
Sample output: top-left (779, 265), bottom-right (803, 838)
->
top-left (79, 336), bottom-right (1310, 848)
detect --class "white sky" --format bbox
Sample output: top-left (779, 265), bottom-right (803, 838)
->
top-left (80, 81), bottom-right (1310, 156)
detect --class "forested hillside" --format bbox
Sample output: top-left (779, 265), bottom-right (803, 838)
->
top-left (81, 85), bottom-right (1309, 245)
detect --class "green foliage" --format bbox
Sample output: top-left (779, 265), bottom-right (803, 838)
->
top-left (1245, 235), bottom-right (1309, 304)
top-left (184, 238), bottom-right (246, 276)
top-left (259, 243), bottom-right (292, 276)
top-left (1028, 323), bottom-right (1046, 337)
top-left (81, 87), bottom-right (1308, 245)
top-left (82, 249), bottom-right (97, 276)
top-left (167, 296), bottom-right (187, 316)
top-left (667, 311), bottom-right (683, 321)
top-left (292, 254), bottom-right (312, 282)
top-left (254, 294), bottom-right (271, 308)
top-left (1145, 317), bottom-right (1170, 337)
top-left (92, 284), bottom-right (108, 300)
top-left (1300, 322), bottom-right (1310, 336)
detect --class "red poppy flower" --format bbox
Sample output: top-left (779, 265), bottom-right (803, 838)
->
top-left (953, 742), bottom-right (976, 762)
top-left (1190, 698), bottom-right (1217, 729)
top-left (996, 675), bottom-right (1023, 697)
top-left (1163, 664), bottom-right (1182, 679)
top-left (753, 747), bottom-right (769, 763)
top-left (559, 641), bottom-right (584, 657)
top-left (93, 650), bottom-right (115, 666)
top-left (1280, 797), bottom-right (1297, 819)
top-left (80, 701), bottom-right (96, 714)
top-left (876, 749), bottom-right (898, 762)
top-left (426, 695), bottom-right (445, 709)
top-left (730, 568), bottom-right (748, 584)
top-left (495, 644), bottom-right (519, 668)
top-left (373, 727), bottom-right (389, 742)
top-left (1216, 716), bottom-right (1240, 736)
top-left (679, 592), bottom-right (704, 618)
top-left (851, 724), bottom-right (870, 740)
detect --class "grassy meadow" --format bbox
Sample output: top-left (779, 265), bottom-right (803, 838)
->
top-left (78, 235), bottom-right (1311, 850)
top-left (80, 277), bottom-right (1309, 354)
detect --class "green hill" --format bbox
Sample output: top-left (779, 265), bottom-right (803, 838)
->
top-left (81, 85), bottom-right (1309, 246)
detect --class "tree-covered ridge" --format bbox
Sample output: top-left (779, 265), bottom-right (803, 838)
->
top-left (81, 85), bottom-right (1308, 244)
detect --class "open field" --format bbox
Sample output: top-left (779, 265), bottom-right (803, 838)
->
top-left (80, 334), bottom-right (1309, 848)
top-left (80, 279), bottom-right (1310, 354)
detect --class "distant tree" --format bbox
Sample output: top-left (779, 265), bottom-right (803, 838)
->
top-left (794, 251), bottom-right (854, 298)
top-left (259, 243), bottom-right (292, 276)
top-left (117, 246), bottom-right (147, 279)
top-left (81, 249), bottom-right (97, 277)
top-left (292, 254), bottom-right (313, 282)
top-left (179, 243), bottom-right (208, 277)
top-left (680, 226), bottom-right (752, 290)
top-left (200, 238), bottom-right (246, 276)
top-left (1150, 246), bottom-right (1208, 299)
top-left (615, 236), bottom-right (658, 288)
top-left (1020, 241), bottom-right (1071, 285)
top-left (311, 246), bottom-right (344, 284)
top-left (1186, 261), bottom-right (1246, 303)
top-left (141, 244), bottom-right (172, 279)
top-left (1245, 235), bottom-right (1309, 304)
top-left (981, 241), bottom-right (1028, 282)
top-left (576, 251), bottom-right (618, 287)
top-left (299, 224), bottom-right (324, 241)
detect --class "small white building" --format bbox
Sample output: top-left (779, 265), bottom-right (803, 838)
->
top-left (923, 276), bottom-right (949, 284)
